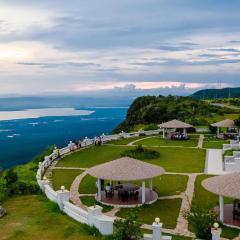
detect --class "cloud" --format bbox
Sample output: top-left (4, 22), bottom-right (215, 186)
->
top-left (0, 1), bottom-right (240, 95)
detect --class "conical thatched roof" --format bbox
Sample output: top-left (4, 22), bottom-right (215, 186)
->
top-left (158, 119), bottom-right (193, 129)
top-left (202, 172), bottom-right (240, 199)
top-left (211, 119), bottom-right (236, 128)
top-left (87, 157), bottom-right (165, 181)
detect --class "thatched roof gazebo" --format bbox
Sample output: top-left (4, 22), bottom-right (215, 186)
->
top-left (158, 119), bottom-right (193, 139)
top-left (87, 157), bottom-right (165, 205)
top-left (202, 172), bottom-right (240, 222)
top-left (211, 119), bottom-right (237, 138)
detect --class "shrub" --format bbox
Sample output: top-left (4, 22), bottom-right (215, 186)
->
top-left (4, 169), bottom-right (18, 185)
top-left (183, 205), bottom-right (219, 240)
top-left (113, 210), bottom-right (142, 240)
top-left (143, 123), bottom-right (159, 131)
top-left (121, 145), bottom-right (160, 160)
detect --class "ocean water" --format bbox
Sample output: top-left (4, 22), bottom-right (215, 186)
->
top-left (0, 107), bottom-right (127, 169)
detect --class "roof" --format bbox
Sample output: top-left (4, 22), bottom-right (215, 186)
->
top-left (211, 119), bottom-right (236, 128)
top-left (202, 172), bottom-right (240, 199)
top-left (87, 157), bottom-right (165, 181)
top-left (158, 119), bottom-right (193, 129)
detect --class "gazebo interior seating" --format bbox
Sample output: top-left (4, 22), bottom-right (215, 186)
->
top-left (233, 199), bottom-right (240, 220)
top-left (158, 119), bottom-right (193, 140)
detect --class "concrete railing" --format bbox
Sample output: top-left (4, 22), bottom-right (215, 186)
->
top-left (36, 129), bottom-right (162, 236)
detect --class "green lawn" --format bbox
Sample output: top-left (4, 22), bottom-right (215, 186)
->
top-left (79, 174), bottom-right (97, 194)
top-left (203, 138), bottom-right (229, 149)
top-left (56, 145), bottom-right (132, 168)
top-left (144, 147), bottom-right (205, 173)
top-left (137, 136), bottom-right (198, 147)
top-left (116, 198), bottom-right (182, 229)
top-left (192, 175), bottom-right (239, 239)
top-left (52, 169), bottom-right (83, 191)
top-left (0, 195), bottom-right (97, 240)
top-left (79, 174), bottom-right (188, 197)
top-left (58, 145), bottom-right (205, 173)
top-left (80, 196), bottom-right (113, 213)
top-left (151, 174), bottom-right (188, 196)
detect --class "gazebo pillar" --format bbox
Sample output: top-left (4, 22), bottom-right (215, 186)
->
top-left (219, 195), bottom-right (224, 222)
top-left (97, 178), bottom-right (101, 201)
top-left (162, 128), bottom-right (165, 139)
top-left (150, 178), bottom-right (153, 191)
top-left (142, 180), bottom-right (146, 203)
top-left (217, 128), bottom-right (220, 138)
top-left (183, 128), bottom-right (187, 136)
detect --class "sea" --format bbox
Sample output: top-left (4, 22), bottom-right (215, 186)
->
top-left (0, 107), bottom-right (127, 169)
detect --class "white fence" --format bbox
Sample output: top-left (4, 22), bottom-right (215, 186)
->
top-left (36, 129), bottom-right (162, 236)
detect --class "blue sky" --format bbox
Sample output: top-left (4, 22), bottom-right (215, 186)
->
top-left (0, 0), bottom-right (240, 96)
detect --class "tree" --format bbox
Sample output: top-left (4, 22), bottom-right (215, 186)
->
top-left (4, 169), bottom-right (18, 186)
top-left (183, 205), bottom-right (219, 240)
top-left (113, 210), bottom-right (142, 240)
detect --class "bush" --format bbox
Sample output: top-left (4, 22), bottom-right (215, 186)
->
top-left (143, 123), bottom-right (159, 131)
top-left (113, 210), bottom-right (142, 240)
top-left (121, 145), bottom-right (160, 160)
top-left (184, 205), bottom-right (219, 240)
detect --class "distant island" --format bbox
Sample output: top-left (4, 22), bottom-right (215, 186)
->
top-left (191, 87), bottom-right (240, 99)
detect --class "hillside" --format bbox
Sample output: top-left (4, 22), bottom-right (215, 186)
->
top-left (114, 95), bottom-right (235, 132)
top-left (191, 87), bottom-right (240, 99)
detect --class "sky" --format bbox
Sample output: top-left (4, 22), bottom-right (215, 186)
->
top-left (0, 0), bottom-right (240, 96)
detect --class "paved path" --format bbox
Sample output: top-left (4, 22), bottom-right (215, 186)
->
top-left (158, 195), bottom-right (181, 200)
top-left (175, 173), bottom-right (199, 235)
top-left (105, 207), bottom-right (120, 217)
top-left (53, 166), bottom-right (88, 170)
top-left (127, 136), bottom-right (157, 146)
top-left (70, 171), bottom-right (88, 210)
top-left (197, 134), bottom-right (204, 149)
top-left (205, 149), bottom-right (224, 175)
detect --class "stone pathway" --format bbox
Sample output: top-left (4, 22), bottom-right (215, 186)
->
top-left (175, 173), bottom-right (199, 235)
top-left (105, 207), bottom-right (120, 217)
top-left (70, 171), bottom-right (88, 210)
top-left (158, 195), bottom-right (181, 200)
top-left (53, 166), bottom-right (88, 170)
top-left (197, 134), bottom-right (204, 149)
top-left (127, 136), bottom-right (157, 146)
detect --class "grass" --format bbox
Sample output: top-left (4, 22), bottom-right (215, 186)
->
top-left (80, 196), bottom-right (113, 213)
top-left (58, 145), bottom-right (205, 173)
top-left (191, 175), bottom-right (239, 239)
top-left (137, 136), bottom-right (198, 147)
top-left (56, 145), bottom-right (132, 168)
top-left (203, 136), bottom-right (229, 149)
top-left (151, 174), bottom-right (188, 196)
top-left (52, 169), bottom-right (83, 191)
top-left (79, 174), bottom-right (97, 194)
top-left (144, 147), bottom-right (205, 173)
top-left (0, 195), bottom-right (97, 240)
top-left (116, 198), bottom-right (182, 229)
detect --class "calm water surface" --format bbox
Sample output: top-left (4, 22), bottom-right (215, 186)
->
top-left (0, 107), bottom-right (127, 169)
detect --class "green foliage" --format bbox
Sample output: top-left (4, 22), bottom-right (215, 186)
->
top-left (4, 169), bottom-right (18, 185)
top-left (81, 224), bottom-right (102, 237)
top-left (234, 115), bottom-right (240, 127)
top-left (183, 205), bottom-right (219, 240)
top-left (143, 123), bottom-right (159, 131)
top-left (115, 96), bottom-right (229, 132)
top-left (209, 124), bottom-right (217, 134)
top-left (121, 144), bottom-right (160, 160)
top-left (113, 210), bottom-right (142, 240)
